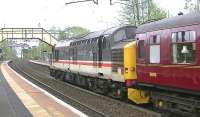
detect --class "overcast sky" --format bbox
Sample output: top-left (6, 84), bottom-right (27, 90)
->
top-left (0, 0), bottom-right (187, 31)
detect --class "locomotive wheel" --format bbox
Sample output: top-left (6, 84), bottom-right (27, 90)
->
top-left (50, 69), bottom-right (55, 77)
top-left (60, 72), bottom-right (65, 81)
top-left (64, 72), bottom-right (68, 82)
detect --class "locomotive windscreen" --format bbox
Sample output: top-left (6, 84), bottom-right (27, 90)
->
top-left (113, 27), bottom-right (136, 42)
top-left (126, 27), bottom-right (136, 39)
top-left (114, 29), bottom-right (126, 42)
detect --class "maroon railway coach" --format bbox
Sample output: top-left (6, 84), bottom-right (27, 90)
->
top-left (135, 13), bottom-right (200, 116)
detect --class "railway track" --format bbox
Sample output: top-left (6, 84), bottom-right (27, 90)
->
top-left (9, 60), bottom-right (161, 117)
top-left (9, 61), bottom-right (107, 117)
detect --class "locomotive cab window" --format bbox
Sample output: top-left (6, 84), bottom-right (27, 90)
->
top-left (172, 31), bottom-right (196, 64)
top-left (114, 29), bottom-right (126, 42)
top-left (149, 35), bottom-right (160, 63)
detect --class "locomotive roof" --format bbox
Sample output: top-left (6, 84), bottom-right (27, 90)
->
top-left (55, 25), bottom-right (136, 47)
top-left (136, 12), bottom-right (200, 33)
top-left (74, 25), bottom-right (136, 41)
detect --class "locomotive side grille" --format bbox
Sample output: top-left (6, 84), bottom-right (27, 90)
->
top-left (111, 49), bottom-right (124, 73)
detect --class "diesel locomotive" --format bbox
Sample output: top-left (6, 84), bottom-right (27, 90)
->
top-left (49, 26), bottom-right (148, 102)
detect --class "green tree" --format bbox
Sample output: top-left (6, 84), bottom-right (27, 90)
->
top-left (0, 40), bottom-right (17, 60)
top-left (58, 26), bottom-right (89, 40)
top-left (23, 46), bottom-right (40, 60)
top-left (49, 26), bottom-right (58, 38)
top-left (119, 0), bottom-right (167, 26)
top-left (185, 0), bottom-right (200, 12)
top-left (65, 26), bottom-right (89, 38)
top-left (23, 42), bottom-right (52, 60)
top-left (58, 30), bottom-right (66, 40)
top-left (22, 48), bottom-right (33, 59)
top-left (38, 42), bottom-right (52, 61)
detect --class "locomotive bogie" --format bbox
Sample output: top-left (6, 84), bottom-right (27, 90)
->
top-left (49, 68), bottom-right (128, 99)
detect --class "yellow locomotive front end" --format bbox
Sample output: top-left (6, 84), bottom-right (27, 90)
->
top-left (124, 41), bottom-right (149, 104)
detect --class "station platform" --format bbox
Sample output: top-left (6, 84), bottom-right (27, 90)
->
top-left (0, 62), bottom-right (87, 117)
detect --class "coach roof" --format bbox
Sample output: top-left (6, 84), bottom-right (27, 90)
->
top-left (136, 12), bottom-right (200, 33)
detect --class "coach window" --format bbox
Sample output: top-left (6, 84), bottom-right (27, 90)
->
top-left (172, 31), bottom-right (196, 64)
top-left (138, 40), bottom-right (145, 59)
top-left (149, 35), bottom-right (160, 63)
top-left (172, 32), bottom-right (177, 42)
top-left (178, 32), bottom-right (183, 42)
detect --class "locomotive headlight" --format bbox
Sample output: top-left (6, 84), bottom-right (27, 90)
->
top-left (125, 68), bottom-right (128, 73)
top-left (130, 67), bottom-right (135, 71)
